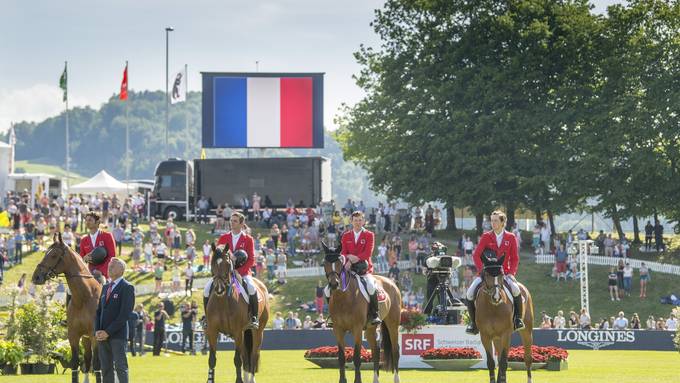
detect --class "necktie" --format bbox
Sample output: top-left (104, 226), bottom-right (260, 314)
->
top-left (106, 283), bottom-right (113, 302)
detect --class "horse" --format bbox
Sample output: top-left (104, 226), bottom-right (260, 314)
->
top-left (475, 251), bottom-right (534, 383)
top-left (206, 244), bottom-right (269, 383)
top-left (322, 242), bottom-right (401, 383)
top-left (31, 233), bottom-right (102, 383)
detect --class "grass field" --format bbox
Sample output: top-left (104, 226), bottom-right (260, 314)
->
top-left (0, 350), bottom-right (677, 383)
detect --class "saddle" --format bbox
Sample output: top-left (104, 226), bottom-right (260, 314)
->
top-left (473, 276), bottom-right (514, 304)
top-left (351, 273), bottom-right (389, 319)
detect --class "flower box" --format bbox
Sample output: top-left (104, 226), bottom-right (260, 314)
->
top-left (420, 347), bottom-right (483, 370)
top-left (304, 357), bottom-right (375, 370)
top-left (546, 359), bottom-right (568, 371)
top-left (422, 359), bottom-right (482, 371)
top-left (304, 346), bottom-right (375, 370)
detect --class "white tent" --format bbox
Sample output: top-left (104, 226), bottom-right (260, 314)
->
top-left (70, 170), bottom-right (129, 195)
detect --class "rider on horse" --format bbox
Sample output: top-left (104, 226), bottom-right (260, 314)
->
top-left (80, 211), bottom-right (117, 280)
top-left (465, 210), bottom-right (525, 334)
top-left (327, 210), bottom-right (381, 326)
top-left (203, 212), bottom-right (260, 330)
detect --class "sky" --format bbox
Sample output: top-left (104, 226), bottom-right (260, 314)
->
top-left (0, 0), bottom-right (622, 133)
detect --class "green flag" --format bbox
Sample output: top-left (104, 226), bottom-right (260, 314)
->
top-left (59, 63), bottom-right (67, 102)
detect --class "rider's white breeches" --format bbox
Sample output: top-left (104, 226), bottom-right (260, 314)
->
top-left (466, 275), bottom-right (520, 301)
top-left (203, 275), bottom-right (256, 297)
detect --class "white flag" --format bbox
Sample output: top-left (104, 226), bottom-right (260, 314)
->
top-left (169, 66), bottom-right (187, 104)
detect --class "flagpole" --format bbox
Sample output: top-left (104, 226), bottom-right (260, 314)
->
top-left (165, 27), bottom-right (174, 160)
top-left (125, 60), bottom-right (130, 193)
top-left (65, 61), bottom-right (70, 195)
top-left (185, 63), bottom-right (189, 142)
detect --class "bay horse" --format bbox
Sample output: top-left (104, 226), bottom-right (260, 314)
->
top-left (322, 242), bottom-right (401, 383)
top-left (32, 233), bottom-right (102, 383)
top-left (475, 250), bottom-right (534, 383)
top-left (206, 244), bottom-right (269, 383)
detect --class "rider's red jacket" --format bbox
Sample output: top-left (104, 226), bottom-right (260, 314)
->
top-left (340, 228), bottom-right (375, 273)
top-left (472, 230), bottom-right (519, 276)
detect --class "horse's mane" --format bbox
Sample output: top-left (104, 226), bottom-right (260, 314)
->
top-left (54, 241), bottom-right (90, 273)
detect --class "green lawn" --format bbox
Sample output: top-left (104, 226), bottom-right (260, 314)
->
top-left (0, 350), bottom-right (677, 383)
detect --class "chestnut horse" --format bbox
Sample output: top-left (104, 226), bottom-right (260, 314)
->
top-left (322, 242), bottom-right (401, 383)
top-left (206, 245), bottom-right (269, 383)
top-left (475, 251), bottom-right (534, 383)
top-left (32, 233), bottom-right (102, 383)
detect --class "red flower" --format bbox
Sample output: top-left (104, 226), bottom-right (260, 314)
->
top-left (305, 346), bottom-right (373, 362)
top-left (506, 345), bottom-right (568, 362)
top-left (420, 347), bottom-right (482, 360)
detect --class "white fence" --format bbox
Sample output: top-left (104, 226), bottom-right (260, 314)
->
top-left (535, 254), bottom-right (680, 276)
top-left (285, 260), bottom-right (412, 278)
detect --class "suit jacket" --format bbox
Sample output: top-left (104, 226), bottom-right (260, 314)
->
top-left (79, 231), bottom-right (117, 278)
top-left (472, 230), bottom-right (519, 276)
top-left (340, 229), bottom-right (375, 273)
top-left (216, 231), bottom-right (255, 276)
top-left (95, 278), bottom-right (135, 340)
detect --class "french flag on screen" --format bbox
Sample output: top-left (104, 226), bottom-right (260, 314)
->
top-left (213, 77), bottom-right (317, 148)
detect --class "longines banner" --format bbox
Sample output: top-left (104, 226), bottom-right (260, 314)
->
top-left (513, 329), bottom-right (677, 351)
top-left (146, 327), bottom-right (677, 354)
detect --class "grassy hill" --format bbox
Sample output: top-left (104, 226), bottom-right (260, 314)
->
top-left (13, 160), bottom-right (88, 184)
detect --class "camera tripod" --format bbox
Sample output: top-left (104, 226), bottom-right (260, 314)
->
top-left (424, 271), bottom-right (465, 324)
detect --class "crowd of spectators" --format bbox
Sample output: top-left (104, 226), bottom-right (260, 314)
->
top-left (538, 309), bottom-right (677, 331)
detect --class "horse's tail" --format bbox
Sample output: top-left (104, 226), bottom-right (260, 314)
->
top-left (380, 321), bottom-right (398, 373)
top-left (244, 329), bottom-right (258, 374)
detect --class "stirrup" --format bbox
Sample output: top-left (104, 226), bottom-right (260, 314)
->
top-left (513, 318), bottom-right (525, 331)
top-left (465, 324), bottom-right (479, 335)
top-left (246, 317), bottom-right (259, 330)
top-left (369, 315), bottom-right (381, 325)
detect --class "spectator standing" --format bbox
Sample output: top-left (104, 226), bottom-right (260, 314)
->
top-left (284, 312), bottom-right (297, 329)
top-left (644, 220), bottom-right (654, 251)
top-left (152, 303), bottom-right (169, 356)
top-left (608, 267), bottom-right (620, 301)
top-left (613, 311), bottom-right (629, 330)
top-left (630, 313), bottom-right (641, 329)
top-left (654, 220), bottom-right (664, 252)
top-left (579, 309), bottom-right (591, 329)
top-left (315, 280), bottom-right (325, 314)
top-left (553, 310), bottom-right (566, 329)
top-left (302, 315), bottom-right (313, 329)
top-left (272, 312), bottom-right (284, 330)
top-left (180, 302), bottom-right (197, 354)
top-left (555, 245), bottom-right (568, 281)
top-left (604, 234), bottom-right (614, 257)
top-left (616, 259), bottom-right (625, 299)
top-left (623, 262), bottom-right (633, 296)
top-left (639, 262), bottom-right (649, 299)
top-left (202, 240), bottom-right (211, 270)
top-left (184, 263), bottom-right (194, 296)
top-left (667, 314), bottom-right (678, 330)
top-left (646, 315), bottom-right (656, 330)
top-left (133, 304), bottom-right (147, 356)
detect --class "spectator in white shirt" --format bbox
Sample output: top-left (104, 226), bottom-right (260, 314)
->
top-left (666, 314), bottom-right (678, 330)
top-left (553, 310), bottom-right (566, 329)
top-left (613, 311), bottom-right (629, 330)
top-left (579, 308), bottom-right (591, 329)
top-left (272, 312), bottom-right (284, 330)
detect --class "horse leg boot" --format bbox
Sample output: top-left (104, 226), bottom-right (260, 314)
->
top-left (512, 295), bottom-right (525, 331)
top-left (465, 300), bottom-right (479, 335)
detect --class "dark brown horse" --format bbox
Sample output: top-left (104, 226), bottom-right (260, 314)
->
top-left (475, 252), bottom-right (534, 383)
top-left (322, 242), bottom-right (401, 383)
top-left (32, 233), bottom-right (102, 383)
top-left (206, 245), bottom-right (269, 383)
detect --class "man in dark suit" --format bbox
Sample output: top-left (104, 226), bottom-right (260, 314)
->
top-left (95, 258), bottom-right (135, 383)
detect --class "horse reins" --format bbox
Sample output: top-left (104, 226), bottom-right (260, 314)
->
top-left (481, 265), bottom-right (504, 305)
top-left (325, 257), bottom-right (349, 291)
top-left (38, 246), bottom-right (94, 280)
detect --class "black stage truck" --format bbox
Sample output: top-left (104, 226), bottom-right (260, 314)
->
top-left (149, 157), bottom-right (331, 220)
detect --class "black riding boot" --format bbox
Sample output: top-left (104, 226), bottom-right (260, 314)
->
top-left (465, 300), bottom-right (479, 335)
top-left (368, 293), bottom-right (381, 326)
top-left (512, 295), bottom-right (525, 331)
top-left (246, 293), bottom-right (260, 330)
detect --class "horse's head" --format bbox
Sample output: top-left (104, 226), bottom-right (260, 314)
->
top-left (32, 233), bottom-right (69, 285)
top-left (480, 248), bottom-right (506, 305)
top-left (322, 241), bottom-right (343, 290)
top-left (210, 243), bottom-right (233, 297)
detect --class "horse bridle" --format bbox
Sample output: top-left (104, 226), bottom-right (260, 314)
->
top-left (481, 265), bottom-right (504, 305)
top-left (37, 244), bottom-right (94, 280)
top-left (212, 256), bottom-right (233, 297)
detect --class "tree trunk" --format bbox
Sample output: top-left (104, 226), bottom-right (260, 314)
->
top-left (446, 204), bottom-right (457, 231)
top-left (475, 213), bottom-right (484, 236)
top-left (534, 209), bottom-right (542, 226)
top-left (506, 203), bottom-right (516, 230)
top-left (632, 215), bottom-right (641, 244)
top-left (547, 209), bottom-right (556, 237)
top-left (611, 206), bottom-right (625, 240)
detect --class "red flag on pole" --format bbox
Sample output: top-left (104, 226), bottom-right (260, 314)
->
top-left (120, 63), bottom-right (128, 101)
